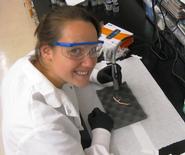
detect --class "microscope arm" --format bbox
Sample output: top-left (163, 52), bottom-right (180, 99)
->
top-left (111, 36), bottom-right (132, 91)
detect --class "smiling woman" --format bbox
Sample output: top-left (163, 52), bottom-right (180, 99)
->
top-left (1, 5), bottom-right (114, 155)
top-left (33, 19), bottom-right (99, 87)
top-left (33, 7), bottom-right (102, 88)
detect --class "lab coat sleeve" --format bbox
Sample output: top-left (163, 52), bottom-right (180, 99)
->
top-left (17, 126), bottom-right (85, 155)
top-left (15, 96), bottom-right (85, 155)
top-left (85, 128), bottom-right (113, 155)
top-left (17, 127), bottom-right (113, 155)
top-left (17, 97), bottom-right (113, 155)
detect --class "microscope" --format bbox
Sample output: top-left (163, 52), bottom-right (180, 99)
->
top-left (111, 36), bottom-right (131, 91)
top-left (111, 37), bottom-right (132, 106)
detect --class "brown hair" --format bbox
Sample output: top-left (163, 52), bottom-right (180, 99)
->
top-left (34, 6), bottom-right (101, 58)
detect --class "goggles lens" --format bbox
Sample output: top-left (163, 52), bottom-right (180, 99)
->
top-left (64, 44), bottom-right (102, 60)
top-left (53, 41), bottom-right (103, 60)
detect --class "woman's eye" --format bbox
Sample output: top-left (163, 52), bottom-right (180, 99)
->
top-left (89, 47), bottom-right (98, 56)
top-left (90, 47), bottom-right (96, 53)
top-left (69, 48), bottom-right (83, 56)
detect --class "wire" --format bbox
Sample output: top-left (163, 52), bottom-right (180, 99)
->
top-left (130, 35), bottom-right (169, 61)
top-left (135, 0), bottom-right (185, 86)
top-left (157, 0), bottom-right (168, 28)
top-left (172, 48), bottom-right (185, 86)
top-left (157, 0), bottom-right (180, 35)
top-left (152, 0), bottom-right (162, 49)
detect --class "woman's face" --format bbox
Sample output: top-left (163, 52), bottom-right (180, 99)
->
top-left (44, 20), bottom-right (98, 87)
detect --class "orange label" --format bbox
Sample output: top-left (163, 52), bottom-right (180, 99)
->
top-left (101, 27), bottom-right (130, 40)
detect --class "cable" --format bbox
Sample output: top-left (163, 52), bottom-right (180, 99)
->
top-left (157, 0), bottom-right (182, 39)
top-left (172, 48), bottom-right (185, 86)
top-left (152, 0), bottom-right (162, 49)
top-left (143, 0), bottom-right (185, 87)
top-left (130, 35), bottom-right (169, 61)
top-left (157, 0), bottom-right (168, 28)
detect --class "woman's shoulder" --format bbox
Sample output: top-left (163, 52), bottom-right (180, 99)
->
top-left (1, 51), bottom-right (37, 90)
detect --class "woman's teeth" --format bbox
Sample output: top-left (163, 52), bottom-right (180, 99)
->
top-left (75, 71), bottom-right (88, 76)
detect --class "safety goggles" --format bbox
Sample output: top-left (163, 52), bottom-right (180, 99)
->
top-left (53, 41), bottom-right (104, 60)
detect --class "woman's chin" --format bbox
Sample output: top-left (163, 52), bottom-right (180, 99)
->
top-left (73, 80), bottom-right (90, 88)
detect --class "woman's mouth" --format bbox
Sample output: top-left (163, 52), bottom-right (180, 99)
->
top-left (74, 71), bottom-right (89, 76)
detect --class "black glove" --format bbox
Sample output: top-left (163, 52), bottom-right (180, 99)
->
top-left (97, 63), bottom-right (122, 84)
top-left (88, 108), bottom-right (113, 132)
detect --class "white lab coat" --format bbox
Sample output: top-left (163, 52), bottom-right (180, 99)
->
top-left (1, 53), bottom-right (112, 155)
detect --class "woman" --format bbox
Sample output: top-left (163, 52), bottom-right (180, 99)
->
top-left (1, 6), bottom-right (113, 155)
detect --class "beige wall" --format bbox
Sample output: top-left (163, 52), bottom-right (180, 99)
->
top-left (0, 0), bottom-right (36, 154)
top-left (0, 0), bottom-right (36, 66)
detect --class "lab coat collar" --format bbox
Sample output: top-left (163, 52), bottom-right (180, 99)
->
top-left (22, 55), bottom-right (79, 118)
top-left (23, 56), bottom-right (61, 107)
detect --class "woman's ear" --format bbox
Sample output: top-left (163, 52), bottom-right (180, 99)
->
top-left (40, 45), bottom-right (53, 61)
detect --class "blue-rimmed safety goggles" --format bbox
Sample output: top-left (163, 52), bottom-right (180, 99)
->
top-left (52, 41), bottom-right (104, 60)
top-left (53, 41), bottom-right (104, 47)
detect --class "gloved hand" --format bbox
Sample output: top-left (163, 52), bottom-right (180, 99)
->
top-left (97, 63), bottom-right (122, 84)
top-left (88, 108), bottom-right (113, 132)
